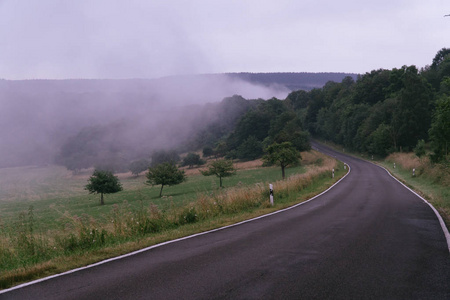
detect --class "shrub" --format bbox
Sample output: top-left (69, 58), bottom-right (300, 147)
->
top-left (414, 139), bottom-right (426, 157)
top-left (178, 207), bottom-right (198, 224)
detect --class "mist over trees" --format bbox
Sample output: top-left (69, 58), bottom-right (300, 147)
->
top-left (1, 73), bottom-right (353, 170)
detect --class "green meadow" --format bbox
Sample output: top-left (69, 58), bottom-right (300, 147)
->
top-left (0, 163), bottom-right (307, 232)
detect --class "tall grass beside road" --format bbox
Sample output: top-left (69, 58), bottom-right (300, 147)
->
top-left (382, 153), bottom-right (450, 228)
top-left (0, 150), bottom-right (345, 289)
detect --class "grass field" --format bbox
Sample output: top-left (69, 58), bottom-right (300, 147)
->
top-left (0, 161), bottom-right (307, 232)
top-left (0, 150), bottom-right (346, 288)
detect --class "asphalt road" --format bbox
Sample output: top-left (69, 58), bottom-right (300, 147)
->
top-left (2, 143), bottom-right (449, 299)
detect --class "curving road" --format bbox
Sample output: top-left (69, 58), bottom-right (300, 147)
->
top-left (2, 143), bottom-right (450, 299)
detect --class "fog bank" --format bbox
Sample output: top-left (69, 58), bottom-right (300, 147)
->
top-left (0, 75), bottom-right (288, 168)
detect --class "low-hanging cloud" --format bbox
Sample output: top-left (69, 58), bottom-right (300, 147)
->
top-left (0, 75), bottom-right (289, 168)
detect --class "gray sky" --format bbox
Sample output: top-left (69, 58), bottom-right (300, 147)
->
top-left (0, 0), bottom-right (448, 80)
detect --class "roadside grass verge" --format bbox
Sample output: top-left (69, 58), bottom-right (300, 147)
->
top-left (381, 153), bottom-right (450, 229)
top-left (314, 140), bottom-right (450, 230)
top-left (0, 151), bottom-right (345, 289)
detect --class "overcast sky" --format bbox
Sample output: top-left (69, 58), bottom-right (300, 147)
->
top-left (0, 0), bottom-right (448, 80)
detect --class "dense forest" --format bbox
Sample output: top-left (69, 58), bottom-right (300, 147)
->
top-left (298, 48), bottom-right (450, 162)
top-left (191, 48), bottom-right (450, 164)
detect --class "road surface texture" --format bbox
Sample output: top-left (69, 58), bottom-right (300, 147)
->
top-left (2, 143), bottom-right (449, 299)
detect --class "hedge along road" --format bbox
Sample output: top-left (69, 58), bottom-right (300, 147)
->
top-left (2, 143), bottom-right (450, 300)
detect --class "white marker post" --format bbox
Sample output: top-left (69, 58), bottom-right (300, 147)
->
top-left (344, 164), bottom-right (347, 170)
top-left (332, 168), bottom-right (335, 178)
top-left (394, 163), bottom-right (396, 169)
top-left (413, 168), bottom-right (415, 177)
top-left (269, 184), bottom-right (274, 206)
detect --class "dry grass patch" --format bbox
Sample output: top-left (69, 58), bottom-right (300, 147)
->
top-left (383, 152), bottom-right (450, 228)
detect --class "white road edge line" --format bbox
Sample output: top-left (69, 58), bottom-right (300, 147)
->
top-left (0, 163), bottom-right (351, 294)
top-left (376, 163), bottom-right (450, 254)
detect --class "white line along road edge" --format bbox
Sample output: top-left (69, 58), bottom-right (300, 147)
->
top-left (376, 164), bottom-right (450, 254)
top-left (0, 163), bottom-right (351, 294)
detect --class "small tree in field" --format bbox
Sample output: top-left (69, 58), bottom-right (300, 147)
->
top-left (85, 170), bottom-right (123, 205)
top-left (263, 142), bottom-right (301, 179)
top-left (181, 153), bottom-right (205, 168)
top-left (201, 159), bottom-right (236, 188)
top-left (146, 162), bottom-right (186, 197)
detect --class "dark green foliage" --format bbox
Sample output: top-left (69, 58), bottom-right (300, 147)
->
top-left (429, 95), bottom-right (450, 162)
top-left (129, 159), bottom-right (151, 176)
top-left (237, 136), bottom-right (263, 160)
top-left (182, 153), bottom-right (205, 168)
top-left (226, 98), bottom-right (287, 150)
top-left (366, 124), bottom-right (394, 156)
top-left (263, 142), bottom-right (301, 179)
top-left (431, 48), bottom-right (450, 69)
top-left (200, 159), bottom-right (236, 188)
top-left (202, 146), bottom-right (214, 158)
top-left (414, 139), bottom-right (426, 158)
top-left (214, 141), bottom-right (228, 158)
top-left (85, 170), bottom-right (123, 205)
top-left (353, 69), bottom-right (391, 105)
top-left (297, 49), bottom-right (450, 160)
top-left (178, 207), bottom-right (198, 225)
top-left (304, 88), bottom-right (326, 134)
top-left (151, 150), bottom-right (180, 167)
top-left (285, 90), bottom-right (310, 110)
top-left (146, 162), bottom-right (186, 197)
top-left (223, 98), bottom-right (310, 160)
top-left (268, 112), bottom-right (310, 152)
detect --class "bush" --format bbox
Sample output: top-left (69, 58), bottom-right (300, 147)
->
top-left (178, 207), bottom-right (198, 224)
top-left (129, 159), bottom-right (151, 176)
top-left (181, 153), bottom-right (205, 168)
top-left (202, 146), bottom-right (214, 158)
top-left (414, 139), bottom-right (426, 157)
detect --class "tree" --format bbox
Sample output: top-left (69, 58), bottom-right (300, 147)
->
top-left (366, 124), bottom-right (393, 157)
top-left (200, 159), bottom-right (236, 188)
top-left (129, 159), bottom-right (150, 176)
top-left (85, 170), bottom-right (123, 205)
top-left (429, 95), bottom-right (450, 161)
top-left (214, 141), bottom-right (228, 158)
top-left (202, 146), bottom-right (214, 158)
top-left (151, 150), bottom-right (180, 167)
top-left (146, 162), bottom-right (186, 197)
top-left (263, 142), bottom-right (301, 179)
top-left (414, 139), bottom-right (426, 158)
top-left (237, 135), bottom-right (263, 160)
top-left (182, 153), bottom-right (205, 168)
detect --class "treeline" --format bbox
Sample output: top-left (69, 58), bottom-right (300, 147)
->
top-left (193, 48), bottom-right (449, 163)
top-left (226, 72), bottom-right (357, 91)
top-left (298, 48), bottom-right (450, 161)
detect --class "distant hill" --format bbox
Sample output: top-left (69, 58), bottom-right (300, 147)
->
top-left (0, 72), bottom-right (357, 168)
top-left (0, 72), bottom-right (358, 95)
top-left (225, 72), bottom-right (358, 91)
